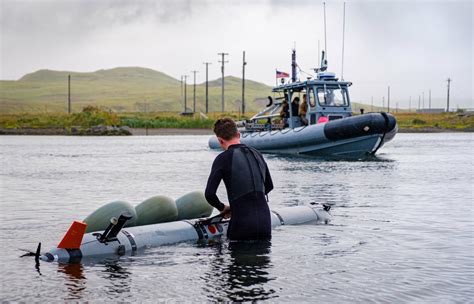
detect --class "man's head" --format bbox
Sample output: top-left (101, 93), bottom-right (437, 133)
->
top-left (213, 117), bottom-right (240, 150)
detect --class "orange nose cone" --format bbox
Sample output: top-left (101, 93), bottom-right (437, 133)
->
top-left (57, 221), bottom-right (87, 249)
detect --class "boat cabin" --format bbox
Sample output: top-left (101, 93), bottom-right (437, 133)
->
top-left (244, 72), bottom-right (353, 132)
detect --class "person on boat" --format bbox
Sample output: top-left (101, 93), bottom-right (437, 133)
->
top-left (291, 96), bottom-right (300, 117)
top-left (326, 90), bottom-right (335, 105)
top-left (279, 99), bottom-right (289, 127)
top-left (205, 118), bottom-right (274, 241)
top-left (299, 94), bottom-right (308, 126)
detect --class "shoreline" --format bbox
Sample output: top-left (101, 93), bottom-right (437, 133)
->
top-left (0, 128), bottom-right (214, 136)
top-left (0, 127), bottom-right (472, 136)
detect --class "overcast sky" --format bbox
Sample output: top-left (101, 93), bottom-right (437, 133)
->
top-left (1, 0), bottom-right (472, 108)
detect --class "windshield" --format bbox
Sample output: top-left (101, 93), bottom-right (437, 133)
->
top-left (316, 87), bottom-right (349, 107)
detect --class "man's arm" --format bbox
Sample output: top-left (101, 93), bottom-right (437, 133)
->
top-left (204, 157), bottom-right (226, 211)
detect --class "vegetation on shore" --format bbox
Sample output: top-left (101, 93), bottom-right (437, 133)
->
top-left (393, 112), bottom-right (474, 131)
top-left (0, 106), bottom-right (472, 133)
top-left (0, 107), bottom-right (247, 130)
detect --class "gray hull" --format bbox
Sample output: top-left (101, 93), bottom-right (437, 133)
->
top-left (209, 113), bottom-right (398, 157)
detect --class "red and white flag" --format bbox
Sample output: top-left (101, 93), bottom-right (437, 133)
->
top-left (276, 70), bottom-right (289, 78)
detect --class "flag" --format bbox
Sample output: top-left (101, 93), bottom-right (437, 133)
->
top-left (276, 70), bottom-right (290, 78)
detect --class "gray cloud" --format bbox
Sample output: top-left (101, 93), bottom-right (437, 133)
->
top-left (1, 0), bottom-right (472, 108)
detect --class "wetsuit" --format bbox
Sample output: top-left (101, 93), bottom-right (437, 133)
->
top-left (205, 144), bottom-right (274, 241)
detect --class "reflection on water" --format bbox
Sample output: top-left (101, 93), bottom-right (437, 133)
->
top-left (57, 263), bottom-right (86, 300)
top-left (100, 262), bottom-right (132, 297)
top-left (203, 241), bottom-right (276, 302)
top-left (57, 261), bottom-right (133, 300)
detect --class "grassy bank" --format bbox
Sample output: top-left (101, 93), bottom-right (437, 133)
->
top-left (0, 108), bottom-right (472, 133)
top-left (393, 112), bottom-right (474, 131)
top-left (0, 108), bottom-right (248, 131)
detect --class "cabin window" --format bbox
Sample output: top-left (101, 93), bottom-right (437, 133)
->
top-left (316, 88), bottom-right (349, 107)
top-left (309, 90), bottom-right (316, 107)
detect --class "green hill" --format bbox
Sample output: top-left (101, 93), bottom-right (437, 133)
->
top-left (0, 66), bottom-right (411, 114)
top-left (0, 67), bottom-right (273, 113)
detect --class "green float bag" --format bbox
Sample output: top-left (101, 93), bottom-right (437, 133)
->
top-left (83, 201), bottom-right (137, 233)
top-left (135, 195), bottom-right (178, 226)
top-left (175, 191), bottom-right (213, 220)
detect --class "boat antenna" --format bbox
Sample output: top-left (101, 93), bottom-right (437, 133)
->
top-left (291, 46), bottom-right (297, 83)
top-left (324, 2), bottom-right (327, 59)
top-left (313, 4), bottom-right (328, 75)
top-left (318, 40), bottom-right (320, 66)
top-left (341, 2), bottom-right (346, 80)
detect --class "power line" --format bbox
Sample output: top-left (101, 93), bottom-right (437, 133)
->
top-left (180, 75), bottom-right (183, 107)
top-left (191, 70), bottom-right (198, 113)
top-left (387, 85), bottom-right (390, 112)
top-left (429, 89), bottom-right (431, 109)
top-left (242, 51), bottom-right (247, 115)
top-left (446, 78), bottom-right (452, 112)
top-left (203, 62), bottom-right (212, 114)
top-left (218, 52), bottom-right (229, 112)
top-left (67, 75), bottom-right (71, 114)
top-left (182, 75), bottom-right (189, 113)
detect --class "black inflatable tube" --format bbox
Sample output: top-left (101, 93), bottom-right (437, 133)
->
top-left (324, 113), bottom-right (397, 141)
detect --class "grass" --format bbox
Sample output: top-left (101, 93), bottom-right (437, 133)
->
top-left (0, 108), bottom-right (250, 130)
top-left (393, 112), bottom-right (474, 131)
top-left (0, 106), bottom-right (120, 129)
top-left (0, 109), bottom-right (472, 132)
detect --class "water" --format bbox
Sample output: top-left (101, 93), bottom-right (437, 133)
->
top-left (0, 133), bottom-right (473, 302)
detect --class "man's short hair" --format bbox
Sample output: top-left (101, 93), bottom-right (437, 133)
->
top-left (214, 117), bottom-right (238, 140)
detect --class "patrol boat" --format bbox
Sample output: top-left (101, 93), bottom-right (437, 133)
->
top-left (209, 50), bottom-right (398, 158)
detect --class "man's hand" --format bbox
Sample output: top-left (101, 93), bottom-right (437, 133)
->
top-left (220, 204), bottom-right (231, 219)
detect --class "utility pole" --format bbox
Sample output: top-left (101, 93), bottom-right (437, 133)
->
top-left (218, 52), bottom-right (229, 113)
top-left (144, 102), bottom-right (149, 136)
top-left (429, 89), bottom-right (431, 110)
top-left (242, 51), bottom-right (247, 115)
top-left (203, 62), bottom-right (211, 113)
top-left (418, 95), bottom-right (421, 110)
top-left (446, 78), bottom-right (451, 112)
top-left (67, 75), bottom-right (71, 114)
top-left (180, 76), bottom-right (183, 107)
top-left (191, 70), bottom-right (198, 113)
top-left (183, 75), bottom-right (189, 113)
top-left (422, 91), bottom-right (425, 109)
top-left (387, 85), bottom-right (390, 112)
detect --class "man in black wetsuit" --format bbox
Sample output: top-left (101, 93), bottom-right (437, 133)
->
top-left (205, 118), bottom-right (274, 241)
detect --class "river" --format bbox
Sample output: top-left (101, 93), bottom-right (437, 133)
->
top-left (0, 133), bottom-right (472, 302)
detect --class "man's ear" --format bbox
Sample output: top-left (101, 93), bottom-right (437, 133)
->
top-left (217, 137), bottom-right (224, 145)
top-left (237, 131), bottom-right (241, 139)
